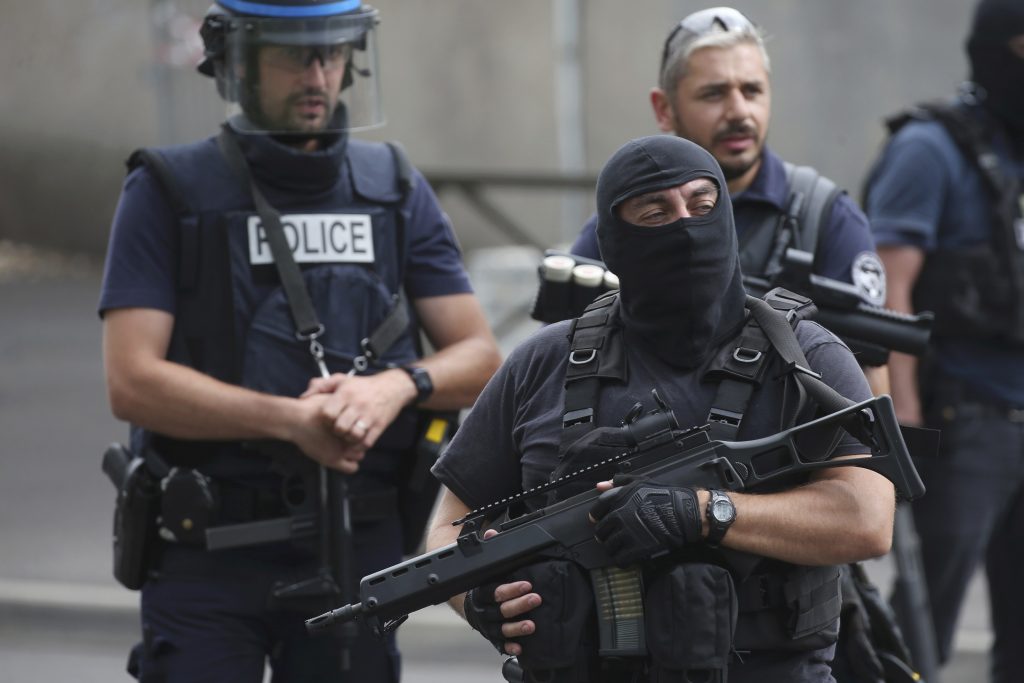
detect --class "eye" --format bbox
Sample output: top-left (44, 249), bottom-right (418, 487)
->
top-left (639, 209), bottom-right (670, 225)
top-left (690, 201), bottom-right (715, 216)
top-left (741, 84), bottom-right (763, 99)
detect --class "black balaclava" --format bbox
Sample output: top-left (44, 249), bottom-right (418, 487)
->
top-left (967, 0), bottom-right (1024, 140)
top-left (596, 135), bottom-right (748, 370)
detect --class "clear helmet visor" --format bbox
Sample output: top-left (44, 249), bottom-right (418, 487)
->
top-left (215, 8), bottom-right (384, 134)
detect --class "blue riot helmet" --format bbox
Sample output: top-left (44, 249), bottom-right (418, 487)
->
top-left (198, 0), bottom-right (384, 134)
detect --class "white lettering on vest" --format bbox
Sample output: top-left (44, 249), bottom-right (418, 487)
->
top-left (247, 214), bottom-right (375, 265)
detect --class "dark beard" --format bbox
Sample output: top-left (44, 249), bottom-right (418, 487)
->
top-left (719, 154), bottom-right (761, 181)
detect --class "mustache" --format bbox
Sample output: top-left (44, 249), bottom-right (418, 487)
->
top-left (712, 122), bottom-right (758, 144)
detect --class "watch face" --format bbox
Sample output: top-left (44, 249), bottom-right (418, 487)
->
top-left (711, 498), bottom-right (735, 524)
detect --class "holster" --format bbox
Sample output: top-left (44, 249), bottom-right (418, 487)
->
top-left (102, 444), bottom-right (161, 590)
top-left (397, 411), bottom-right (458, 555)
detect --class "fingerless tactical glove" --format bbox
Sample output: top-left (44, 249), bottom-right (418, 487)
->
top-left (590, 481), bottom-right (703, 566)
top-left (463, 582), bottom-right (508, 653)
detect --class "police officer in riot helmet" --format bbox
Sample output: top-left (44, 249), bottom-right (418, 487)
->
top-left (99, 1), bottom-right (500, 681)
top-left (863, 0), bottom-right (1024, 678)
top-left (428, 135), bottom-right (895, 682)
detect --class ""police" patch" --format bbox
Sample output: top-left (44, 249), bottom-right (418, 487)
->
top-left (247, 214), bottom-right (375, 265)
top-left (851, 251), bottom-right (886, 306)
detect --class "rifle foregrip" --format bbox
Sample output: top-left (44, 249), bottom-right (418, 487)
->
top-left (306, 602), bottom-right (363, 633)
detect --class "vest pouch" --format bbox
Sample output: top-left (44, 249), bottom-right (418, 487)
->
top-left (644, 563), bottom-right (738, 682)
top-left (513, 560), bottom-right (599, 683)
top-left (243, 263), bottom-right (420, 455)
top-left (914, 246), bottom-right (1020, 343)
top-left (734, 563), bottom-right (841, 652)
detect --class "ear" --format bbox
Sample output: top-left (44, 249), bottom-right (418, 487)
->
top-left (650, 88), bottom-right (674, 133)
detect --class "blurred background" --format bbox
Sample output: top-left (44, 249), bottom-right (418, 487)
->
top-left (0, 1), bottom-right (990, 681)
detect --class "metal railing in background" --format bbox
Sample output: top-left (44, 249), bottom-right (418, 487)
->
top-left (422, 171), bottom-right (598, 344)
top-left (422, 170), bottom-right (597, 250)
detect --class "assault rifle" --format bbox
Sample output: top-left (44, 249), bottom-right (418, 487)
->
top-left (307, 395), bottom-right (924, 637)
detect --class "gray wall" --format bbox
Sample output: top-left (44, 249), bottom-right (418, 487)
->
top-left (0, 0), bottom-right (973, 256)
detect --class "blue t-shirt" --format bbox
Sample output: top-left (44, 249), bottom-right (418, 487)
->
top-left (571, 148), bottom-right (877, 287)
top-left (864, 112), bottom-right (1024, 405)
top-left (99, 138), bottom-right (472, 318)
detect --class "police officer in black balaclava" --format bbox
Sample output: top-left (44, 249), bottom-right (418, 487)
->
top-left (437, 133), bottom-right (893, 683)
top-left (863, 0), bottom-right (1024, 678)
top-left (968, 0), bottom-right (1024, 147)
top-left (595, 135), bottom-right (749, 371)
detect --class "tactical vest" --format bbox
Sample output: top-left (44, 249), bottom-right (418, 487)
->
top-left (556, 291), bottom-right (842, 657)
top-left (874, 101), bottom-right (1024, 345)
top-left (126, 133), bottom-right (421, 480)
top-left (739, 162), bottom-right (843, 279)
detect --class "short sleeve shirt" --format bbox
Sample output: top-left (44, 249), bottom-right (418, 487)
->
top-left (864, 112), bottom-right (1024, 404)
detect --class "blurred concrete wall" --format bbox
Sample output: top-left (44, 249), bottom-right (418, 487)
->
top-left (0, 0), bottom-right (972, 257)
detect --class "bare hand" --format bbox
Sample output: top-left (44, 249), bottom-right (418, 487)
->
top-left (289, 393), bottom-right (366, 473)
top-left (481, 528), bottom-right (542, 656)
top-left (303, 370), bottom-right (416, 450)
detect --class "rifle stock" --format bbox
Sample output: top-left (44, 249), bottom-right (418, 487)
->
top-left (307, 396), bottom-right (923, 636)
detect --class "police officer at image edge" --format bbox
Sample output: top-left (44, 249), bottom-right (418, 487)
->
top-left (98, 0), bottom-right (500, 681)
top-left (426, 134), bottom-right (895, 682)
top-left (863, 0), bottom-right (1024, 678)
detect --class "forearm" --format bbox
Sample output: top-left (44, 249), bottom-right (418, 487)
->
top-left (103, 307), bottom-right (303, 443)
top-left (414, 293), bottom-right (502, 411)
top-left (426, 487), bottom-right (473, 617)
top-left (864, 364), bottom-right (891, 396)
top-left (712, 467), bottom-right (894, 565)
top-left (107, 354), bottom-right (299, 442)
top-left (416, 335), bottom-right (503, 410)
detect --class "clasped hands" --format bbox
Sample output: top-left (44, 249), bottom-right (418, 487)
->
top-left (292, 369), bottom-right (416, 473)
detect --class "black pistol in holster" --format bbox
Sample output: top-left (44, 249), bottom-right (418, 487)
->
top-left (102, 443), bottom-right (161, 590)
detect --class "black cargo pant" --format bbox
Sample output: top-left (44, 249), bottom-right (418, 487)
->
top-left (129, 515), bottom-right (402, 683)
top-left (901, 372), bottom-right (1024, 682)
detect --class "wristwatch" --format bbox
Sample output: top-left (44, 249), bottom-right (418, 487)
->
top-left (401, 365), bottom-right (434, 404)
top-left (705, 489), bottom-right (736, 545)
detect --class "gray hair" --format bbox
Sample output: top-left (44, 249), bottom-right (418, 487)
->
top-left (659, 23), bottom-right (771, 102)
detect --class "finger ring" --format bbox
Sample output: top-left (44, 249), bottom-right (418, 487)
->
top-left (354, 420), bottom-right (368, 432)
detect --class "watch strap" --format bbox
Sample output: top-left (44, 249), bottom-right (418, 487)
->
top-left (401, 365), bottom-right (433, 403)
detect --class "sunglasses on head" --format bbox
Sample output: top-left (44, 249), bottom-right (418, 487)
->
top-left (660, 7), bottom-right (756, 72)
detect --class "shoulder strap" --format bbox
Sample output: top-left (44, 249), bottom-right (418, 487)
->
top-left (127, 149), bottom-right (192, 216)
top-left (703, 289), bottom-right (818, 440)
top-left (217, 127), bottom-right (332, 376)
top-left (558, 292), bottom-right (627, 457)
top-left (127, 148), bottom-right (203, 291)
top-left (763, 163), bottom-right (842, 277)
top-left (745, 291), bottom-right (855, 416)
